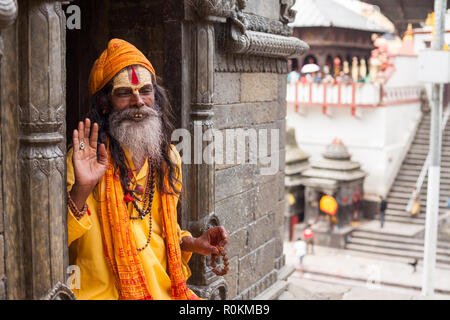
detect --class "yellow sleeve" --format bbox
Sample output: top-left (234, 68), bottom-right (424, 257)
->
top-left (66, 148), bottom-right (92, 246)
top-left (178, 225), bottom-right (193, 280)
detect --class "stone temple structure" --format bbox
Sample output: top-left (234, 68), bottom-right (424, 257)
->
top-left (0, 0), bottom-right (309, 300)
top-left (300, 139), bottom-right (366, 247)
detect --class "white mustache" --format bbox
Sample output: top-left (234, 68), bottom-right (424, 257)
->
top-left (112, 106), bottom-right (159, 121)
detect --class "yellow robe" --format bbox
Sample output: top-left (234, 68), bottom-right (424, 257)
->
top-left (67, 147), bottom-right (192, 300)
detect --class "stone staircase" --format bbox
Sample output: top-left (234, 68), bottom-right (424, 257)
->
top-left (346, 111), bottom-right (450, 267)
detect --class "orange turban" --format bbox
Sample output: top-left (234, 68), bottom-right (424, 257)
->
top-left (88, 38), bottom-right (156, 96)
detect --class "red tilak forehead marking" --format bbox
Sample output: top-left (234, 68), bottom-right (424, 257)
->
top-left (128, 66), bottom-right (140, 85)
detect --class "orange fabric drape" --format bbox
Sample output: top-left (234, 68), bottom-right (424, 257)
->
top-left (97, 149), bottom-right (199, 300)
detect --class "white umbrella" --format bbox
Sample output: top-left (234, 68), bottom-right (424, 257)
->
top-left (301, 63), bottom-right (320, 74)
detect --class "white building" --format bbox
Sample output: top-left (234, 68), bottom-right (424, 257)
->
top-left (287, 37), bottom-right (424, 199)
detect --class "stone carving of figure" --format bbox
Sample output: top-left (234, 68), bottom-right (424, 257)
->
top-left (280, 0), bottom-right (296, 23)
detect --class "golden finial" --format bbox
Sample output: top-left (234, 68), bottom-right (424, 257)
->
top-left (403, 23), bottom-right (413, 41)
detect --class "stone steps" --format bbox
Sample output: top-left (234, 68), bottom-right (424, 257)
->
top-left (386, 196), bottom-right (447, 206)
top-left (347, 236), bottom-right (450, 257)
top-left (400, 164), bottom-right (450, 172)
top-left (395, 175), bottom-right (450, 184)
top-left (408, 150), bottom-right (450, 158)
top-left (351, 230), bottom-right (450, 249)
top-left (407, 152), bottom-right (450, 159)
top-left (383, 215), bottom-right (425, 225)
top-left (343, 112), bottom-right (450, 265)
top-left (388, 191), bottom-right (448, 199)
top-left (403, 156), bottom-right (429, 163)
top-left (385, 208), bottom-right (427, 219)
top-left (414, 139), bottom-right (450, 147)
top-left (386, 202), bottom-right (447, 211)
top-left (345, 243), bottom-right (450, 265)
top-left (399, 168), bottom-right (450, 175)
top-left (390, 180), bottom-right (450, 190)
top-left (389, 191), bottom-right (449, 200)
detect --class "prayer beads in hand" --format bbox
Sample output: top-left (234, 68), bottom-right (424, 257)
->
top-left (210, 246), bottom-right (229, 276)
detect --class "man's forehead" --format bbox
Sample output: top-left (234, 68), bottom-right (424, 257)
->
top-left (113, 65), bottom-right (152, 88)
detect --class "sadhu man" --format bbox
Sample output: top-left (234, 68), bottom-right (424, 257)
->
top-left (67, 39), bottom-right (228, 300)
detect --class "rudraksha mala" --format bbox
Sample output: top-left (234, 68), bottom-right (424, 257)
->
top-left (125, 158), bottom-right (156, 252)
top-left (210, 245), bottom-right (229, 276)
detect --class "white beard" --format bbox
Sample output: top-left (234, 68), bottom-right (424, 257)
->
top-left (108, 105), bottom-right (163, 169)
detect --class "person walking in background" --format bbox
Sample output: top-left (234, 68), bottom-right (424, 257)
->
top-left (411, 193), bottom-right (421, 217)
top-left (379, 196), bottom-right (387, 228)
top-left (303, 225), bottom-right (315, 255)
top-left (294, 239), bottom-right (307, 270)
top-left (408, 258), bottom-right (418, 273)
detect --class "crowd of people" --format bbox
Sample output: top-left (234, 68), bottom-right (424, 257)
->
top-left (287, 60), bottom-right (372, 86)
top-left (288, 34), bottom-right (396, 86)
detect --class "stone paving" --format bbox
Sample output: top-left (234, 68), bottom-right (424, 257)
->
top-left (280, 241), bottom-right (450, 300)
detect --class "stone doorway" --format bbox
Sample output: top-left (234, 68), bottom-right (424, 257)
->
top-left (64, 0), bottom-right (184, 146)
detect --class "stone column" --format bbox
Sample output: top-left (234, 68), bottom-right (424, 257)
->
top-left (18, 0), bottom-right (67, 299)
top-left (0, 0), bottom-right (18, 301)
top-left (186, 20), bottom-right (228, 300)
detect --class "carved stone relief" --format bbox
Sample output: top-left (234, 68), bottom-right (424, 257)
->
top-left (280, 0), bottom-right (296, 24)
top-left (41, 282), bottom-right (76, 300)
top-left (188, 0), bottom-right (247, 19)
top-left (189, 278), bottom-right (228, 300)
top-left (188, 0), bottom-right (308, 59)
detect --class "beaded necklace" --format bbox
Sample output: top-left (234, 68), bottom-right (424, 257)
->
top-left (125, 158), bottom-right (156, 252)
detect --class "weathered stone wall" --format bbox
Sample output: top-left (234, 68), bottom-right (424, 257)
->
top-left (213, 66), bottom-right (288, 299)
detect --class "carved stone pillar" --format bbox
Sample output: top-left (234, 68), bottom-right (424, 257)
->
top-left (0, 0), bottom-right (18, 301)
top-left (186, 20), bottom-right (228, 300)
top-left (18, 0), bottom-right (67, 299)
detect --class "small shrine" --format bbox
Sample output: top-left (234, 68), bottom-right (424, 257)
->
top-left (284, 127), bottom-right (310, 241)
top-left (300, 139), bottom-right (366, 247)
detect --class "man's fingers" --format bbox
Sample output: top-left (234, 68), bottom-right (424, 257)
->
top-left (73, 129), bottom-right (79, 154)
top-left (210, 245), bottom-right (219, 255)
top-left (84, 118), bottom-right (91, 140)
top-left (219, 226), bottom-right (229, 246)
top-left (78, 121), bottom-right (85, 141)
top-left (90, 122), bottom-right (99, 149)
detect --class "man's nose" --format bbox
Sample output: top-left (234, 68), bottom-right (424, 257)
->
top-left (132, 89), bottom-right (145, 107)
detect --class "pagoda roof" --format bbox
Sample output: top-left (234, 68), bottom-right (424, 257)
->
top-left (290, 0), bottom-right (388, 33)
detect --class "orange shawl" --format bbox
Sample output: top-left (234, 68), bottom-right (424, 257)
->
top-left (97, 149), bottom-right (199, 300)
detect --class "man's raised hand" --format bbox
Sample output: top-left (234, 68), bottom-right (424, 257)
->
top-left (70, 119), bottom-right (108, 209)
